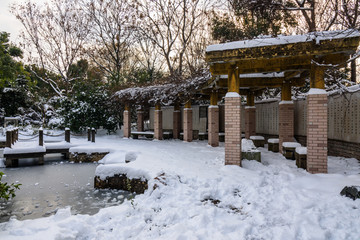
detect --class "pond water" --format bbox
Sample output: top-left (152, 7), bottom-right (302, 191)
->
top-left (0, 155), bottom-right (133, 223)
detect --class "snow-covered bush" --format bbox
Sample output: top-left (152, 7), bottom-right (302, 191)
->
top-left (55, 82), bottom-right (119, 133)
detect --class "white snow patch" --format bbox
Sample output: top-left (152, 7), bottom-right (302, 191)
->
top-left (282, 142), bottom-right (302, 148)
top-left (308, 88), bottom-right (327, 95)
top-left (225, 92), bottom-right (240, 98)
top-left (207, 29), bottom-right (360, 52)
top-left (268, 138), bottom-right (279, 144)
top-left (250, 136), bottom-right (265, 140)
top-left (279, 100), bottom-right (294, 105)
top-left (1, 135), bottom-right (360, 240)
top-left (296, 147), bottom-right (307, 155)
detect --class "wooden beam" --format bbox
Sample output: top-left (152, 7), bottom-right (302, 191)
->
top-left (228, 65), bottom-right (240, 93)
top-left (310, 64), bottom-right (325, 89)
top-left (184, 100), bottom-right (191, 108)
top-left (281, 82), bottom-right (292, 101)
top-left (246, 92), bottom-right (255, 106)
top-left (210, 91), bottom-right (218, 105)
top-left (216, 77), bottom-right (306, 88)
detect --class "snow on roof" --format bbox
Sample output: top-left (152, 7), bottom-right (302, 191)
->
top-left (220, 72), bottom-right (296, 79)
top-left (114, 71), bottom-right (211, 106)
top-left (206, 29), bottom-right (360, 52)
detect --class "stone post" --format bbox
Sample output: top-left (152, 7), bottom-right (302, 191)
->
top-left (123, 104), bottom-right (131, 138)
top-left (137, 108), bottom-right (144, 132)
top-left (65, 128), bottom-right (70, 143)
top-left (279, 82), bottom-right (294, 153)
top-left (87, 127), bottom-right (91, 141)
top-left (307, 64), bottom-right (328, 173)
top-left (225, 66), bottom-right (242, 166)
top-left (92, 128), bottom-right (96, 143)
top-left (183, 100), bottom-right (193, 142)
top-left (173, 104), bottom-right (181, 139)
top-left (154, 103), bottom-right (163, 140)
top-left (6, 130), bottom-right (12, 148)
top-left (245, 92), bottom-right (256, 139)
top-left (208, 91), bottom-right (219, 147)
top-left (39, 128), bottom-right (44, 146)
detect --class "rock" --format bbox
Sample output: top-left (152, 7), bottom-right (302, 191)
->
top-left (94, 174), bottom-right (148, 194)
top-left (340, 186), bottom-right (360, 200)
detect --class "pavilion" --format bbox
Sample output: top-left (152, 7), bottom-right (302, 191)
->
top-left (204, 29), bottom-right (360, 173)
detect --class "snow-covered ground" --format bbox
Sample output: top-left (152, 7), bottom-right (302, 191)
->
top-left (1, 135), bottom-right (360, 239)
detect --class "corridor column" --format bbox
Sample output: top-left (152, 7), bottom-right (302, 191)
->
top-left (279, 82), bottom-right (295, 152)
top-left (307, 64), bottom-right (327, 173)
top-left (173, 103), bottom-right (181, 139)
top-left (245, 92), bottom-right (256, 139)
top-left (183, 100), bottom-right (193, 142)
top-left (208, 91), bottom-right (219, 147)
top-left (137, 107), bottom-right (144, 132)
top-left (123, 104), bottom-right (131, 138)
top-left (225, 66), bottom-right (242, 166)
top-left (154, 103), bottom-right (163, 140)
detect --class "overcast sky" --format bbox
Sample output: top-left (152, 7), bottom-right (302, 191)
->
top-left (0, 0), bottom-right (48, 43)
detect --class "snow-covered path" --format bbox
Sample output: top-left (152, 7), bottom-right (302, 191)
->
top-left (1, 136), bottom-right (360, 239)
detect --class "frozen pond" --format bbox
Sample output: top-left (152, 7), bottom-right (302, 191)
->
top-left (0, 155), bottom-right (133, 223)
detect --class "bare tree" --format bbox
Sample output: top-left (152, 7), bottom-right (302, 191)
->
top-left (82, 0), bottom-right (137, 86)
top-left (338, 0), bottom-right (360, 82)
top-left (135, 0), bottom-right (212, 78)
top-left (292, 0), bottom-right (339, 32)
top-left (11, 0), bottom-right (90, 96)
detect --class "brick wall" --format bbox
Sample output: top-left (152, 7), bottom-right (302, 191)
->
top-left (183, 108), bottom-right (193, 142)
top-left (137, 111), bottom-right (144, 132)
top-left (306, 94), bottom-right (328, 173)
top-left (154, 110), bottom-right (163, 140)
top-left (123, 110), bottom-right (131, 138)
top-left (225, 96), bottom-right (242, 166)
top-left (278, 102), bottom-right (294, 152)
top-left (245, 107), bottom-right (256, 139)
top-left (208, 106), bottom-right (219, 147)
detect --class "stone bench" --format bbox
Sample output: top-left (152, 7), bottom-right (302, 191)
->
top-left (242, 150), bottom-right (261, 162)
top-left (282, 142), bottom-right (302, 160)
top-left (131, 131), bottom-right (154, 139)
top-left (250, 136), bottom-right (265, 148)
top-left (295, 147), bottom-right (307, 169)
top-left (267, 138), bottom-right (279, 152)
top-left (198, 132), bottom-right (208, 140)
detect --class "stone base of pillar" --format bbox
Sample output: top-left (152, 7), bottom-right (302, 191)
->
top-left (123, 110), bottom-right (131, 138)
top-left (137, 111), bottom-right (144, 132)
top-left (225, 94), bottom-right (242, 166)
top-left (154, 110), bottom-right (163, 140)
top-left (208, 106), bottom-right (219, 147)
top-left (245, 107), bottom-right (256, 139)
top-left (173, 111), bottom-right (181, 139)
top-left (279, 102), bottom-right (294, 153)
top-left (183, 109), bottom-right (193, 142)
top-left (307, 93), bottom-right (328, 173)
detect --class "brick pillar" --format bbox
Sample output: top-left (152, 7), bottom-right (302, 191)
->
top-left (306, 92), bottom-right (328, 173)
top-left (137, 110), bottom-right (144, 132)
top-left (245, 107), bottom-right (256, 139)
top-left (208, 106), bottom-right (219, 147)
top-left (278, 102), bottom-right (294, 152)
top-left (123, 106), bottom-right (131, 138)
top-left (225, 93), bottom-right (242, 166)
top-left (183, 101), bottom-right (193, 142)
top-left (154, 104), bottom-right (163, 140)
top-left (173, 105), bottom-right (181, 139)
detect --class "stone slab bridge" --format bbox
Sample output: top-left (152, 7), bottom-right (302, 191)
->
top-left (115, 29), bottom-right (360, 174)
